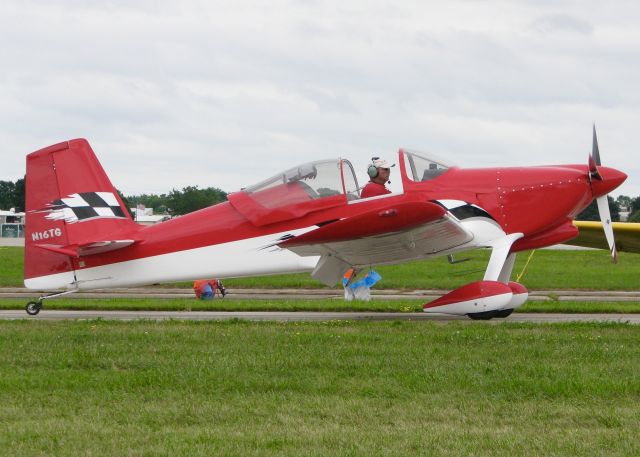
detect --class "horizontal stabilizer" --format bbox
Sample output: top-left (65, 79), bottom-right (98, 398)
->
top-left (34, 239), bottom-right (138, 258)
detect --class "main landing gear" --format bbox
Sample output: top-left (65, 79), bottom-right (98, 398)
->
top-left (25, 290), bottom-right (78, 316)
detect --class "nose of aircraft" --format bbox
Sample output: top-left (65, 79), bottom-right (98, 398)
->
top-left (591, 166), bottom-right (628, 198)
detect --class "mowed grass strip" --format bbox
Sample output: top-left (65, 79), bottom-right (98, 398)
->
top-left (0, 320), bottom-right (639, 456)
top-left (0, 297), bottom-right (420, 312)
top-left (3, 246), bottom-right (640, 289)
top-left (2, 297), bottom-right (640, 313)
top-left (0, 247), bottom-right (23, 287)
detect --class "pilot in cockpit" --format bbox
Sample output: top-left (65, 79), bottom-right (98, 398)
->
top-left (361, 157), bottom-right (395, 198)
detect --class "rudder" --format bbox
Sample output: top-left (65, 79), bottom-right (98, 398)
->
top-left (24, 139), bottom-right (139, 289)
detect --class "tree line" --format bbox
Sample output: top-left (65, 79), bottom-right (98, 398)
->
top-left (124, 186), bottom-right (227, 216)
top-left (578, 195), bottom-right (640, 223)
top-left (0, 177), bottom-right (227, 216)
top-left (0, 178), bottom-right (25, 212)
top-left (1, 176), bottom-right (640, 221)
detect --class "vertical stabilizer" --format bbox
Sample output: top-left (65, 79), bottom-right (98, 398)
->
top-left (24, 139), bottom-right (139, 289)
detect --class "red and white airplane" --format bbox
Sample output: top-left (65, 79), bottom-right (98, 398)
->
top-left (23, 128), bottom-right (626, 318)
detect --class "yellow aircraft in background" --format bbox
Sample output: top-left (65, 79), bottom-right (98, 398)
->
top-left (569, 221), bottom-right (640, 254)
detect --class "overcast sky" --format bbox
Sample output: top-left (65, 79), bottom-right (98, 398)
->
top-left (1, 0), bottom-right (638, 199)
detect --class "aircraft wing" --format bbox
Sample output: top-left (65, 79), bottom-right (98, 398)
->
top-left (278, 201), bottom-right (474, 285)
top-left (568, 221), bottom-right (640, 254)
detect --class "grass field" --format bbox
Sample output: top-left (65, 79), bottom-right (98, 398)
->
top-left (1, 320), bottom-right (639, 456)
top-left (0, 247), bottom-right (24, 287)
top-left (2, 246), bottom-right (640, 290)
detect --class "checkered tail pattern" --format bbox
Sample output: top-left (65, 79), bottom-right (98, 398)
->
top-left (42, 192), bottom-right (127, 224)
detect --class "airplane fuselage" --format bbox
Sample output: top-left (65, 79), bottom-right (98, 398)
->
top-left (23, 139), bottom-right (627, 318)
top-left (26, 162), bottom-right (621, 291)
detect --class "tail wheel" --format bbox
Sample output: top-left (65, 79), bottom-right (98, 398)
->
top-left (26, 301), bottom-right (42, 316)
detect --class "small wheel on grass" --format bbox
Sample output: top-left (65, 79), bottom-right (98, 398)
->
top-left (26, 301), bottom-right (42, 316)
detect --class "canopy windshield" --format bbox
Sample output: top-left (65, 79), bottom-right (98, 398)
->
top-left (403, 150), bottom-right (452, 182)
top-left (244, 159), bottom-right (358, 209)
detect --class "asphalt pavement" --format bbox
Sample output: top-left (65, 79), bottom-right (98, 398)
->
top-left (2, 287), bottom-right (638, 322)
top-left (2, 287), bottom-right (640, 301)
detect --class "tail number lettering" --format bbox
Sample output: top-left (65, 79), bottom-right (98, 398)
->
top-left (32, 228), bottom-right (63, 241)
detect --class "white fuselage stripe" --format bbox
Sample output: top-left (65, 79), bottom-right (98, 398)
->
top-left (25, 229), bottom-right (319, 290)
top-left (25, 219), bottom-right (510, 291)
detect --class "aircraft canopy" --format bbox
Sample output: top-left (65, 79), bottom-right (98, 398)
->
top-left (243, 159), bottom-right (359, 207)
top-left (229, 159), bottom-right (359, 226)
top-left (402, 149), bottom-right (451, 182)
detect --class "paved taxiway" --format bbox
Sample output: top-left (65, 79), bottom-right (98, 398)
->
top-left (1, 310), bottom-right (639, 323)
top-left (2, 287), bottom-right (640, 301)
top-left (3, 287), bottom-right (638, 322)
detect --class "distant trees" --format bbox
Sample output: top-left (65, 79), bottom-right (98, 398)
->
top-left (616, 195), bottom-right (632, 210)
top-left (166, 186), bottom-right (227, 215)
top-left (613, 195), bottom-right (640, 222)
top-left (574, 195), bottom-right (640, 222)
top-left (629, 196), bottom-right (640, 222)
top-left (126, 193), bottom-right (169, 214)
top-left (576, 196), bottom-right (620, 221)
top-left (127, 186), bottom-right (227, 216)
top-left (0, 178), bottom-right (25, 212)
top-left (0, 177), bottom-right (226, 217)
top-left (115, 190), bottom-right (134, 218)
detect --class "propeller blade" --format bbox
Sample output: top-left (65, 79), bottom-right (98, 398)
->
top-left (592, 124), bottom-right (601, 166)
top-left (596, 195), bottom-right (618, 263)
top-left (588, 126), bottom-right (620, 262)
top-left (588, 125), bottom-right (602, 182)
